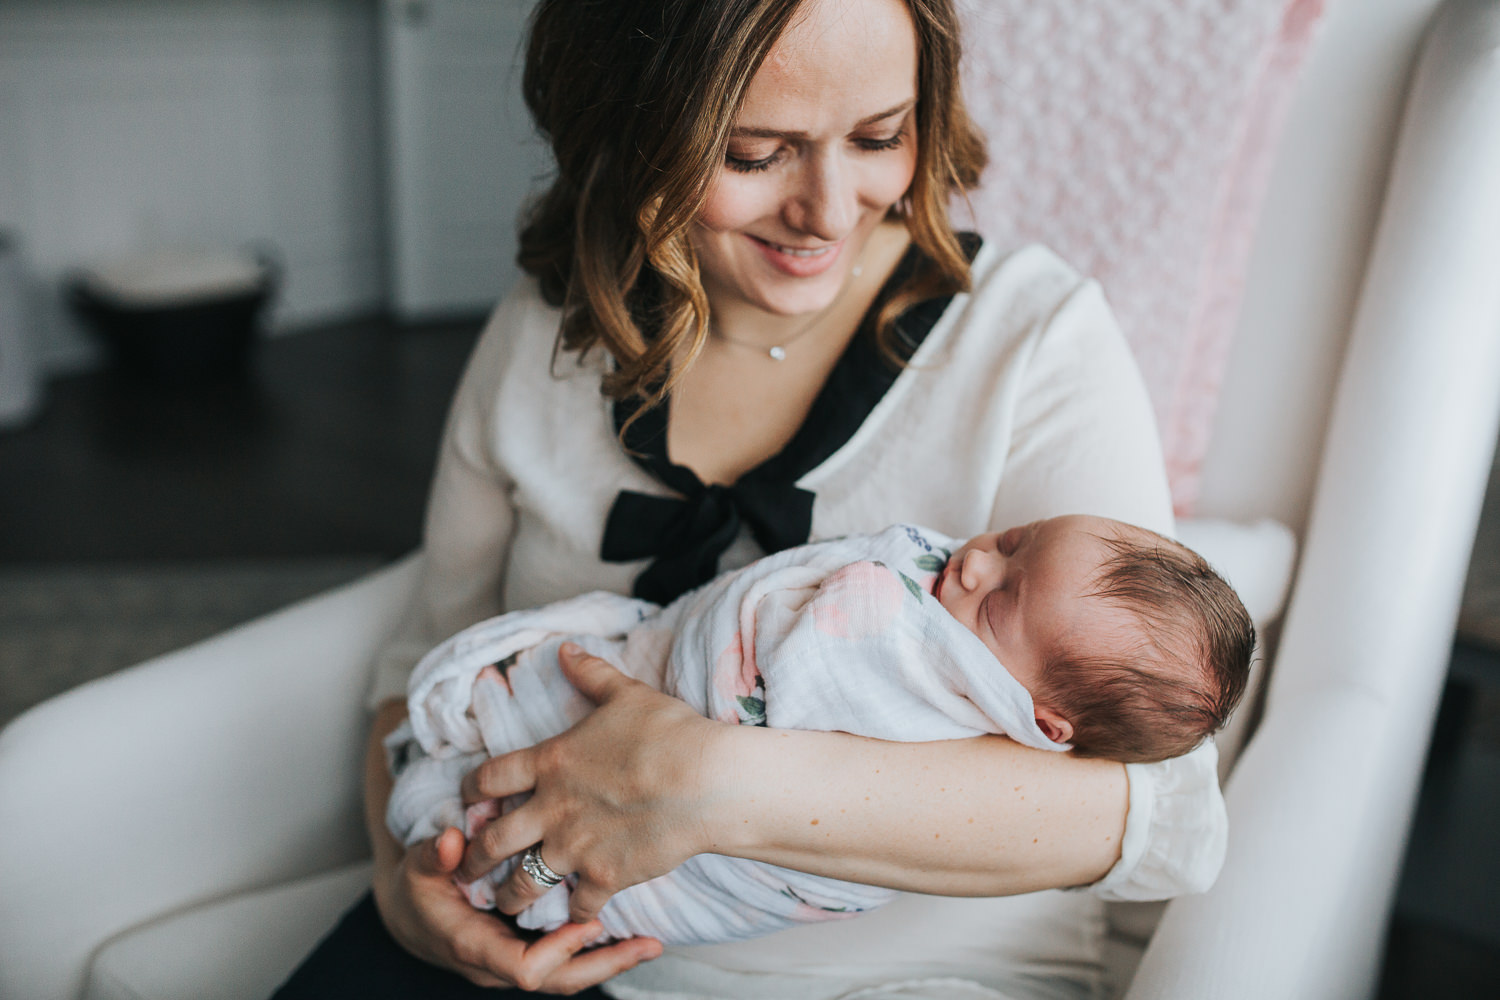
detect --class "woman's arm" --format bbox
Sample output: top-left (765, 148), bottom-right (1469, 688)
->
top-left (463, 648), bottom-right (1127, 921)
top-left (705, 725), bottom-right (1128, 895)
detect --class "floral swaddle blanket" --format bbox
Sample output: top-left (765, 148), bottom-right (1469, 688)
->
top-left (385, 524), bottom-right (1065, 946)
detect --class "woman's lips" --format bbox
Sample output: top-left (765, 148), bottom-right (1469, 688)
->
top-left (749, 235), bottom-right (844, 277)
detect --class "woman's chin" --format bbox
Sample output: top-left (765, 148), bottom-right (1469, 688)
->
top-left (741, 273), bottom-right (851, 318)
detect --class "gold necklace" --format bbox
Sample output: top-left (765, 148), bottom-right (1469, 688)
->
top-left (712, 323), bottom-right (819, 361)
top-left (713, 265), bottom-right (865, 361)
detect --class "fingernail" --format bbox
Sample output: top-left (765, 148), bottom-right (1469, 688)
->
top-left (560, 641), bottom-right (580, 656)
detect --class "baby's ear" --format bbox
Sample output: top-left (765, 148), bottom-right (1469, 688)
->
top-left (1034, 706), bottom-right (1073, 746)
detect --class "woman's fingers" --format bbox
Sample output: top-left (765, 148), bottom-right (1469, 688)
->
top-left (418, 827), bottom-right (465, 875)
top-left (491, 841), bottom-right (571, 916)
top-left (557, 641), bottom-right (634, 704)
top-left (567, 876), bottom-right (617, 926)
top-left (377, 826), bottom-right (655, 992)
top-left (537, 935), bottom-right (664, 995)
top-left (458, 801), bottom-right (548, 883)
top-left (506, 919), bottom-right (605, 991)
top-left (460, 746), bottom-right (536, 805)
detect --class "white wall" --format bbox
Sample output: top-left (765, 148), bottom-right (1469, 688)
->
top-left (381, 0), bottom-right (547, 319)
top-left (0, 0), bottom-right (386, 371)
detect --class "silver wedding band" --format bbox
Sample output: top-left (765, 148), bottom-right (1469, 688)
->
top-left (520, 843), bottom-right (565, 889)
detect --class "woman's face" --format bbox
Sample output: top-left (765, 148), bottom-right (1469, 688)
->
top-left (691, 0), bottom-right (920, 319)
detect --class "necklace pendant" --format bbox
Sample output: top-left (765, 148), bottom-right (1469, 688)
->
top-left (768, 345), bottom-right (787, 361)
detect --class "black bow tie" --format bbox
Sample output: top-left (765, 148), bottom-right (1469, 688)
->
top-left (601, 479), bottom-right (815, 604)
top-left (596, 232), bottom-right (979, 605)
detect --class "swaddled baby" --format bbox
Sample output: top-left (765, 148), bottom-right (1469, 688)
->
top-left (385, 515), bottom-right (1252, 945)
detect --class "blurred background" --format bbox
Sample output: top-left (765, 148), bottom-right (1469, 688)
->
top-left (0, 0), bottom-right (543, 716)
top-left (0, 1), bottom-right (1496, 997)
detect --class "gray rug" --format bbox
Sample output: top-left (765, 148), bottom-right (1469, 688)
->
top-left (0, 557), bottom-right (383, 728)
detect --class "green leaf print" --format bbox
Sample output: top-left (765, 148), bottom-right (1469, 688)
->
top-left (737, 695), bottom-right (767, 725)
top-left (780, 885), bottom-right (853, 912)
top-left (913, 554), bottom-right (946, 573)
top-left (898, 571), bottom-right (923, 600)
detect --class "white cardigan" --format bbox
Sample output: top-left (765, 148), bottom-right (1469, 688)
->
top-left (369, 243), bottom-right (1224, 1000)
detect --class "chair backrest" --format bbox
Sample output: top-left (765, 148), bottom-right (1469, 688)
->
top-left (958, 0), bottom-right (1328, 514)
top-left (961, 0), bottom-right (1453, 535)
top-left (1197, 0), bottom-right (1448, 531)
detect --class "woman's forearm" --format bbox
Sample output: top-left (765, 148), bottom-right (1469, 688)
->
top-left (365, 699), bottom-right (411, 873)
top-left (701, 726), bottom-right (1128, 896)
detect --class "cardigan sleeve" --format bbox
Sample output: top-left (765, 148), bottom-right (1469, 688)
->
top-left (991, 270), bottom-right (1226, 900)
top-left (365, 289), bottom-right (531, 708)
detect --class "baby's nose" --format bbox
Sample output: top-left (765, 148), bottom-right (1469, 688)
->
top-left (959, 547), bottom-right (1001, 591)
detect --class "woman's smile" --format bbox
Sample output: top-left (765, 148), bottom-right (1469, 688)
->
top-left (748, 234), bottom-right (846, 277)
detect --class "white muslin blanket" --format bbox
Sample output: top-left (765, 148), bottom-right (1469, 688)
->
top-left (385, 525), bottom-right (1065, 946)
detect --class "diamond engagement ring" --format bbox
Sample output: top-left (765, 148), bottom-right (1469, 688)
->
top-left (520, 844), bottom-right (566, 889)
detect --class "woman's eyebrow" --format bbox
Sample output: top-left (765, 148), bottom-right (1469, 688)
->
top-left (731, 99), bottom-right (916, 139)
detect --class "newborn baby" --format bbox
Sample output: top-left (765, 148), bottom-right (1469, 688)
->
top-left (386, 515), bottom-right (1252, 945)
top-left (932, 515), bottom-right (1253, 762)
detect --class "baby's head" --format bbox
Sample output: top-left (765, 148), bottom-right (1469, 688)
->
top-left (934, 515), bottom-right (1253, 763)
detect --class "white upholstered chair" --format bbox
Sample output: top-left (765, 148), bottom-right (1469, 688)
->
top-left (4, 0), bottom-right (1500, 997)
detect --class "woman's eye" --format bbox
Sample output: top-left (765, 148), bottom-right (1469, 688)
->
top-left (854, 133), bottom-right (904, 153)
top-left (725, 149), bottom-right (781, 173)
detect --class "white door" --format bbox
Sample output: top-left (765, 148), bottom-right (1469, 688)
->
top-left (382, 0), bottom-right (547, 318)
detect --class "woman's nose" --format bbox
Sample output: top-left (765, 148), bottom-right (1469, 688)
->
top-left (785, 154), bottom-right (857, 241)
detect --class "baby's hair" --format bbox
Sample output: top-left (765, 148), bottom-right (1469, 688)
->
top-left (1036, 528), bottom-right (1254, 763)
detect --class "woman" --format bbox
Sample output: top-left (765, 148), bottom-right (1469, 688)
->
top-left (277, 0), bottom-right (1224, 996)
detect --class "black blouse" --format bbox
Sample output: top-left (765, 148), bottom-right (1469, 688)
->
top-left (601, 233), bottom-right (983, 604)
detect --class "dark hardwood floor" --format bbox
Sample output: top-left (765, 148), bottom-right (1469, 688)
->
top-left (0, 313), bottom-right (482, 564)
top-left (2, 315), bottom-right (1497, 997)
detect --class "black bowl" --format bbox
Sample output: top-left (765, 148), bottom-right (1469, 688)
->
top-left (68, 257), bottom-right (278, 385)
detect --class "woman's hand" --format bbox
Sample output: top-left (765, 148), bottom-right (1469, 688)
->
top-left (364, 699), bottom-right (660, 992)
top-left (458, 644), bottom-right (724, 923)
top-left (370, 826), bottom-right (661, 992)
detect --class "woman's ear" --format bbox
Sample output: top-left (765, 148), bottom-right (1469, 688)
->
top-left (1034, 706), bottom-right (1073, 746)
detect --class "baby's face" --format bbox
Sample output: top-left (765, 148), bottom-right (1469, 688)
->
top-left (933, 515), bottom-right (1137, 692)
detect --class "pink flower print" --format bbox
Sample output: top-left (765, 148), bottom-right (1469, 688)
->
top-left (740, 865), bottom-right (860, 925)
top-left (812, 562), bottom-right (907, 640)
top-left (475, 651), bottom-right (519, 697)
top-left (713, 631), bottom-right (766, 725)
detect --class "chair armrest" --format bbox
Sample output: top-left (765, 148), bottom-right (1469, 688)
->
top-left (1127, 1), bottom-right (1500, 996)
top-left (0, 555), bottom-right (420, 1000)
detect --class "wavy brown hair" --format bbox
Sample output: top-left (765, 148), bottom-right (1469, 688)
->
top-left (518, 0), bottom-right (987, 408)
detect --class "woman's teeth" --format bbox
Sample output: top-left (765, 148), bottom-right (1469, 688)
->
top-left (765, 241), bottom-right (833, 257)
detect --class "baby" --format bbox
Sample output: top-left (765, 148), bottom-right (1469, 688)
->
top-left (386, 515), bottom-right (1252, 945)
top-left (933, 514), bottom-right (1253, 762)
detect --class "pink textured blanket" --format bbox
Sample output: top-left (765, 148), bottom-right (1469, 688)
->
top-left (956, 0), bottom-right (1327, 511)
